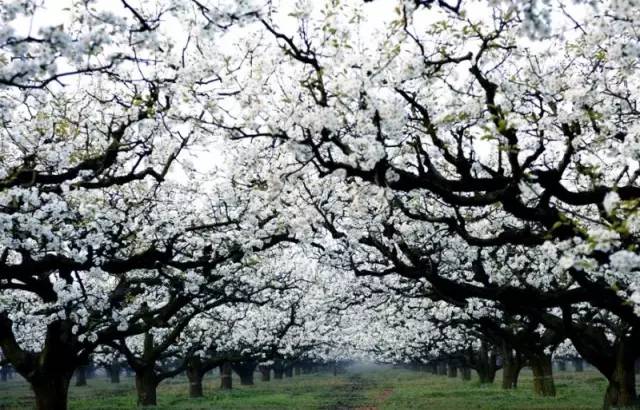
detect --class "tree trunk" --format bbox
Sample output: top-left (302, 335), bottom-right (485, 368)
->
top-left (31, 372), bottom-right (73, 410)
top-left (273, 366), bottom-right (284, 379)
top-left (557, 360), bottom-right (566, 372)
top-left (447, 363), bottom-right (457, 378)
top-left (186, 357), bottom-right (204, 398)
top-left (438, 362), bottom-right (447, 376)
top-left (1, 366), bottom-right (8, 382)
top-left (530, 354), bottom-right (556, 397)
top-left (75, 365), bottom-right (87, 386)
top-left (602, 340), bottom-right (639, 410)
top-left (109, 360), bottom-right (121, 384)
top-left (135, 367), bottom-right (159, 406)
top-left (232, 361), bottom-right (256, 386)
top-left (294, 366), bottom-right (301, 376)
top-left (461, 366), bottom-right (471, 381)
top-left (285, 365), bottom-right (293, 378)
top-left (476, 343), bottom-right (497, 384)
top-left (259, 365), bottom-right (271, 382)
top-left (573, 357), bottom-right (584, 372)
top-left (502, 343), bottom-right (518, 389)
top-left (220, 362), bottom-right (232, 390)
top-left (429, 363), bottom-right (438, 375)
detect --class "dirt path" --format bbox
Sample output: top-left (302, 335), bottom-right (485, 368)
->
top-left (354, 387), bottom-right (394, 410)
top-left (322, 373), bottom-right (393, 410)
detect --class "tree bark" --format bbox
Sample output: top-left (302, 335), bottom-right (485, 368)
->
top-left (501, 343), bottom-right (521, 389)
top-left (573, 357), bottom-right (584, 372)
top-left (259, 365), bottom-right (271, 382)
top-left (557, 360), bottom-right (566, 372)
top-left (135, 367), bottom-right (159, 406)
top-left (109, 360), bottom-right (121, 384)
top-left (285, 365), bottom-right (293, 378)
top-left (186, 357), bottom-right (204, 398)
top-left (232, 361), bottom-right (256, 386)
top-left (294, 366), bottom-right (301, 376)
top-left (438, 362), bottom-right (447, 376)
top-left (460, 366), bottom-right (471, 381)
top-left (1, 366), bottom-right (8, 382)
top-left (447, 363), bottom-right (458, 378)
top-left (220, 362), bottom-right (232, 390)
top-left (530, 354), bottom-right (556, 397)
top-left (31, 372), bottom-right (73, 410)
top-left (273, 366), bottom-right (284, 379)
top-left (75, 365), bottom-right (87, 386)
top-left (602, 340), bottom-right (639, 410)
top-left (476, 343), bottom-right (497, 384)
top-left (10, 320), bottom-right (80, 410)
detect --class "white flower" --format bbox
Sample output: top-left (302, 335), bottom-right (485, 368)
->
top-left (609, 250), bottom-right (640, 273)
top-left (603, 191), bottom-right (620, 214)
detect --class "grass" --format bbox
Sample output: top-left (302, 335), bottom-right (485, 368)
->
top-left (0, 366), bottom-right (610, 409)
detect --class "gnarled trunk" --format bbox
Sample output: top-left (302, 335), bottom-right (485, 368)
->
top-left (476, 343), bottom-right (497, 384)
top-left (530, 354), bottom-right (556, 397)
top-left (220, 362), bottom-right (232, 390)
top-left (31, 371), bottom-right (73, 410)
top-left (12, 320), bottom-right (80, 410)
top-left (186, 357), bottom-right (204, 398)
top-left (259, 365), bottom-right (271, 382)
top-left (135, 367), bottom-right (159, 406)
top-left (603, 340), bottom-right (639, 410)
top-left (502, 343), bottom-right (522, 389)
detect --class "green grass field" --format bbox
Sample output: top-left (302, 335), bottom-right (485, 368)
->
top-left (0, 366), bottom-right (609, 409)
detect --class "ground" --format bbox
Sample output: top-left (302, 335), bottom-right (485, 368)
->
top-left (0, 365), bottom-right (609, 409)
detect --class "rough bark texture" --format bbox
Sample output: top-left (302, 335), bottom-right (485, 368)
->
top-left (186, 357), bottom-right (204, 398)
top-left (602, 340), bottom-right (639, 410)
top-left (135, 367), bottom-right (159, 406)
top-left (220, 362), bottom-right (233, 390)
top-left (13, 320), bottom-right (80, 410)
top-left (476, 343), bottom-right (497, 384)
top-left (530, 354), bottom-right (556, 397)
top-left (31, 372), bottom-right (73, 410)
top-left (501, 343), bottom-right (522, 389)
